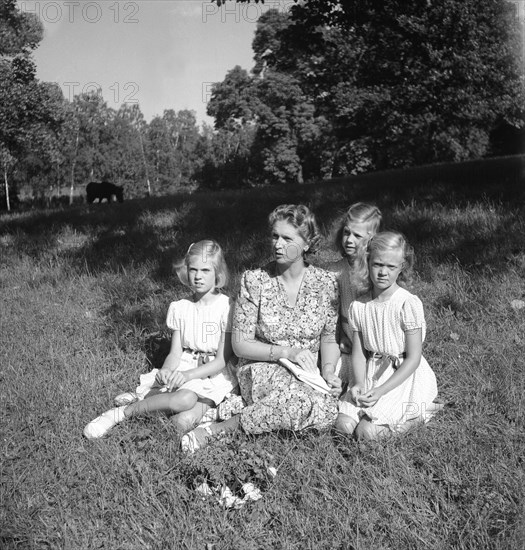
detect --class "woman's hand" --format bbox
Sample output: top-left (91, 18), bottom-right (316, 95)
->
top-left (324, 373), bottom-right (342, 397)
top-left (288, 348), bottom-right (317, 374)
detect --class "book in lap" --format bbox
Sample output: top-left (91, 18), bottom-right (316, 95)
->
top-left (279, 358), bottom-right (332, 395)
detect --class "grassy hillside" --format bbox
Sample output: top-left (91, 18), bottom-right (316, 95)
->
top-left (1, 156), bottom-right (524, 549)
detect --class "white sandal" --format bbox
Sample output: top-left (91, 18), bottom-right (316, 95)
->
top-left (181, 426), bottom-right (213, 453)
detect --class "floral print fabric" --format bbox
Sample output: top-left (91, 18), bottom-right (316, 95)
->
top-left (233, 263), bottom-right (339, 434)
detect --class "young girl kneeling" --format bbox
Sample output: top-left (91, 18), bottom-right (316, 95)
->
top-left (83, 240), bottom-right (236, 439)
top-left (336, 232), bottom-right (441, 440)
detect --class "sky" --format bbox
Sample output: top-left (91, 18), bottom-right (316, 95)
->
top-left (17, 0), bottom-right (292, 126)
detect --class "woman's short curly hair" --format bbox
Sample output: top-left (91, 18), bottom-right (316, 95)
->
top-left (268, 204), bottom-right (321, 255)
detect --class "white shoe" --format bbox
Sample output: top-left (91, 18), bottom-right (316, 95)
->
top-left (83, 406), bottom-right (127, 439)
top-left (114, 391), bottom-right (138, 406)
top-left (181, 426), bottom-right (212, 453)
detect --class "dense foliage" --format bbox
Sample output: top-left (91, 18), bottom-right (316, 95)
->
top-left (210, 0), bottom-right (524, 180)
top-left (0, 0), bottom-right (66, 209)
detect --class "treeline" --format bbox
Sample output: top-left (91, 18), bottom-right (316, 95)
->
top-left (1, 0), bottom-right (218, 207)
top-left (208, 0), bottom-right (525, 185)
top-left (1, 0), bottom-right (524, 209)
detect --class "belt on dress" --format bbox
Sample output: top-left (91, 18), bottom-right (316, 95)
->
top-left (367, 351), bottom-right (406, 383)
top-left (183, 348), bottom-right (215, 366)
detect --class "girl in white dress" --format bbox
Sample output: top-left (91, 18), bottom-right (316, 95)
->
top-left (83, 240), bottom-right (236, 439)
top-left (336, 232), bottom-right (440, 440)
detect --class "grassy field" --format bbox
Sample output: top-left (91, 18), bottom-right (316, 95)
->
top-left (1, 156), bottom-right (524, 549)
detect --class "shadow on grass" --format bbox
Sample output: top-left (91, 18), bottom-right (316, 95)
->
top-left (2, 155), bottom-right (524, 276)
top-left (1, 154), bottom-right (524, 354)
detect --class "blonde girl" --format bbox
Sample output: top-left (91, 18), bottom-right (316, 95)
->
top-left (324, 203), bottom-right (382, 388)
top-left (84, 240), bottom-right (236, 439)
top-left (335, 231), bottom-right (440, 440)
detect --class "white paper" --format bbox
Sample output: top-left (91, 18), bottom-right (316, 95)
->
top-left (279, 358), bottom-right (332, 395)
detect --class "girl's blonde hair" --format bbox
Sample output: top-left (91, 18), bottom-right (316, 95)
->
top-left (334, 202), bottom-right (383, 256)
top-left (354, 231), bottom-right (414, 293)
top-left (268, 204), bottom-right (321, 255)
top-left (175, 239), bottom-right (229, 289)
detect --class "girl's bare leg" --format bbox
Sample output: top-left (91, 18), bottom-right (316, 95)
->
top-left (355, 417), bottom-right (423, 441)
top-left (125, 389), bottom-right (198, 417)
top-left (334, 413), bottom-right (358, 435)
top-left (170, 400), bottom-right (211, 435)
top-left (84, 390), bottom-right (199, 439)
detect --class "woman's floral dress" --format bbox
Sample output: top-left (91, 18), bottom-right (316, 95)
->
top-left (233, 263), bottom-right (339, 434)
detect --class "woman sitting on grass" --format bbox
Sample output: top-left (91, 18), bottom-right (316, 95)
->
top-left (335, 231), bottom-right (442, 440)
top-left (83, 240), bottom-right (237, 440)
top-left (181, 204), bottom-right (342, 452)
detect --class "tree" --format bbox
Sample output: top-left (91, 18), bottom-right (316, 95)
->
top-left (215, 0), bottom-right (525, 171)
top-left (147, 109), bottom-right (201, 193)
top-left (115, 103), bottom-right (152, 197)
top-left (0, 0), bottom-right (66, 209)
top-left (205, 66), bottom-right (259, 186)
top-left (61, 92), bottom-right (115, 201)
top-left (207, 12), bottom-right (330, 185)
top-left (11, 82), bottom-right (69, 204)
top-left (0, 0), bottom-right (42, 56)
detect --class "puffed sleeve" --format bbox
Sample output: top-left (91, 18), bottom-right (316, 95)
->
top-left (321, 271), bottom-right (339, 337)
top-left (165, 300), bottom-right (181, 331)
top-left (348, 301), bottom-right (361, 332)
top-left (401, 294), bottom-right (426, 338)
top-left (232, 270), bottom-right (260, 334)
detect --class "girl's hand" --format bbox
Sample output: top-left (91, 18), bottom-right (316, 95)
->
top-left (358, 387), bottom-right (384, 408)
top-left (350, 384), bottom-right (366, 406)
top-left (156, 368), bottom-right (173, 386)
top-left (166, 370), bottom-right (188, 392)
top-left (288, 348), bottom-right (317, 374)
top-left (324, 373), bottom-right (342, 397)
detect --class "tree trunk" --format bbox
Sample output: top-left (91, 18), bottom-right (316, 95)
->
top-left (138, 129), bottom-right (151, 196)
top-left (69, 127), bottom-right (80, 205)
top-left (55, 159), bottom-right (61, 198)
top-left (297, 163), bottom-right (304, 185)
top-left (4, 165), bottom-right (10, 212)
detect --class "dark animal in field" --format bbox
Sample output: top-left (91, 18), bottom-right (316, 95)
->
top-left (86, 181), bottom-right (124, 204)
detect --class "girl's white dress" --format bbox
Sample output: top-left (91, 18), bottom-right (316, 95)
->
top-left (134, 294), bottom-right (237, 405)
top-left (338, 287), bottom-right (438, 428)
